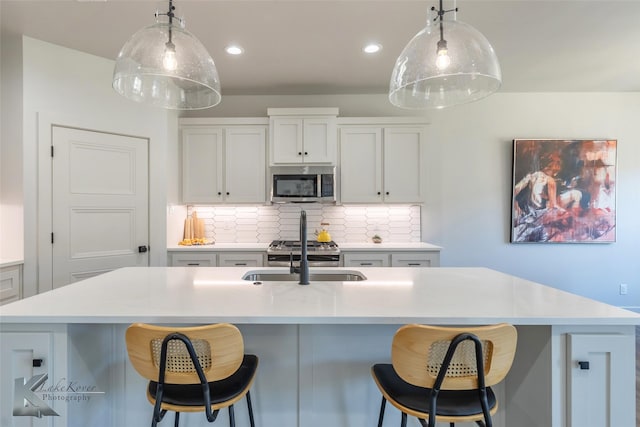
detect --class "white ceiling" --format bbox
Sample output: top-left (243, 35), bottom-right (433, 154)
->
top-left (2, 0), bottom-right (640, 96)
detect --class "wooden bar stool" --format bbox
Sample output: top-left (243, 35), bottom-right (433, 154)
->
top-left (125, 323), bottom-right (258, 427)
top-left (371, 323), bottom-right (517, 427)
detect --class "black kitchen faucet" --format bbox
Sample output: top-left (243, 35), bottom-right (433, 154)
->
top-left (290, 210), bottom-right (310, 285)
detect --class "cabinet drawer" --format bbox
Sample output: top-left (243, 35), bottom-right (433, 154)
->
top-left (171, 253), bottom-right (217, 267)
top-left (0, 265), bottom-right (22, 305)
top-left (391, 252), bottom-right (439, 267)
top-left (218, 253), bottom-right (264, 267)
top-left (343, 253), bottom-right (390, 267)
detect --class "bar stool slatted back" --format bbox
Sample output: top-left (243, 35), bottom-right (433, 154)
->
top-left (371, 323), bottom-right (517, 427)
top-left (126, 323), bottom-right (258, 427)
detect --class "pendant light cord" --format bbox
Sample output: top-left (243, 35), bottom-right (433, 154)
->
top-left (431, 0), bottom-right (458, 43)
top-left (167, 0), bottom-right (174, 44)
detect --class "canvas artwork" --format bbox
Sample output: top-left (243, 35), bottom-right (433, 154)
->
top-left (511, 139), bottom-right (617, 243)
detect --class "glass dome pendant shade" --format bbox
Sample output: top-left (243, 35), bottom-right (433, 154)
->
top-left (389, 0), bottom-right (501, 109)
top-left (113, 0), bottom-right (221, 110)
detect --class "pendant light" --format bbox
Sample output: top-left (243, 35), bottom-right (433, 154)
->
top-left (389, 0), bottom-right (501, 109)
top-left (113, 0), bottom-right (221, 110)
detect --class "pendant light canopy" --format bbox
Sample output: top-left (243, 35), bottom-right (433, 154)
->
top-left (113, 0), bottom-right (221, 110)
top-left (389, 0), bottom-right (501, 109)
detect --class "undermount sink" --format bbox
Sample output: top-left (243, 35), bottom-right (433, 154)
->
top-left (242, 270), bottom-right (367, 282)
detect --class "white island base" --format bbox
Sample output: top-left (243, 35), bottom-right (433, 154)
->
top-left (1, 267), bottom-right (638, 427)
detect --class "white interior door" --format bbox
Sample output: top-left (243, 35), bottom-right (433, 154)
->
top-left (52, 127), bottom-right (149, 289)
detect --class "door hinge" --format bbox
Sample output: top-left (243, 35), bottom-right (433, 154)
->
top-left (51, 233), bottom-right (54, 244)
top-left (51, 146), bottom-right (54, 157)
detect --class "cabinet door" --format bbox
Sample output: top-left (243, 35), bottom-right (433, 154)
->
top-left (0, 332), bottom-right (56, 425)
top-left (0, 265), bottom-right (22, 305)
top-left (218, 253), bottom-right (264, 267)
top-left (171, 253), bottom-right (217, 267)
top-left (343, 252), bottom-right (390, 267)
top-left (339, 128), bottom-right (383, 203)
top-left (567, 333), bottom-right (635, 427)
top-left (303, 118), bottom-right (336, 164)
top-left (182, 127), bottom-right (223, 203)
top-left (271, 118), bottom-right (303, 164)
top-left (383, 127), bottom-right (424, 203)
top-left (391, 252), bottom-right (439, 267)
top-left (225, 127), bottom-right (267, 203)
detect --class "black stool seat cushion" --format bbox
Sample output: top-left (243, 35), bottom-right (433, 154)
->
top-left (149, 354), bottom-right (258, 407)
top-left (372, 363), bottom-right (496, 417)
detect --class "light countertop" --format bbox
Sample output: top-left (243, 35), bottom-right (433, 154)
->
top-left (1, 266), bottom-right (638, 326)
top-left (167, 242), bottom-right (441, 251)
top-left (0, 259), bottom-right (23, 268)
top-left (167, 243), bottom-right (267, 251)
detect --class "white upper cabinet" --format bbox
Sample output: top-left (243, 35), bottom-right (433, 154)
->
top-left (382, 128), bottom-right (424, 203)
top-left (269, 108), bottom-right (338, 165)
top-left (182, 127), bottom-right (223, 203)
top-left (340, 124), bottom-right (426, 203)
top-left (339, 127), bottom-right (382, 203)
top-left (224, 127), bottom-right (268, 203)
top-left (181, 120), bottom-right (267, 204)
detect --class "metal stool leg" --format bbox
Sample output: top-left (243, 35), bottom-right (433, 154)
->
top-left (377, 397), bottom-right (386, 427)
top-left (246, 391), bottom-right (256, 427)
top-left (229, 404), bottom-right (235, 427)
top-left (400, 411), bottom-right (407, 427)
top-left (174, 412), bottom-right (180, 427)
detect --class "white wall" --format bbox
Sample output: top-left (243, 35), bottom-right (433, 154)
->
top-left (181, 92), bottom-right (640, 309)
top-left (20, 37), bottom-right (172, 296)
top-left (432, 93), bottom-right (640, 309)
top-left (0, 32), bottom-right (24, 261)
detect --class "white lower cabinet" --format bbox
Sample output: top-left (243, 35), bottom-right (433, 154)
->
top-left (170, 251), bottom-right (265, 267)
top-left (0, 264), bottom-right (22, 305)
top-left (0, 327), bottom-right (68, 427)
top-left (171, 252), bottom-right (217, 267)
top-left (218, 253), bottom-right (264, 267)
top-left (343, 252), bottom-right (390, 267)
top-left (566, 333), bottom-right (635, 427)
top-left (343, 251), bottom-right (440, 267)
top-left (391, 252), bottom-right (440, 267)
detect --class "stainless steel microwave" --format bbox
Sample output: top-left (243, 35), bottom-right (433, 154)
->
top-left (270, 166), bottom-right (336, 203)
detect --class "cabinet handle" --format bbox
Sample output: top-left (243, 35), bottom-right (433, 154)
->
top-left (304, 151), bottom-right (308, 156)
top-left (360, 262), bottom-right (373, 266)
top-left (377, 192), bottom-right (381, 196)
top-left (187, 263), bottom-right (200, 266)
top-left (578, 361), bottom-right (590, 370)
top-left (235, 263), bottom-right (247, 266)
top-left (226, 192), bottom-right (230, 196)
top-left (217, 192), bottom-right (222, 196)
top-left (33, 359), bottom-right (44, 367)
top-left (298, 152), bottom-right (302, 156)
top-left (386, 191), bottom-right (390, 195)
top-left (408, 263), bottom-right (421, 266)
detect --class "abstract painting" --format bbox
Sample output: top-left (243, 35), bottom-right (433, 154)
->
top-left (511, 139), bottom-right (616, 243)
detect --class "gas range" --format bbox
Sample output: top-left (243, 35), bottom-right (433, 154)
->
top-left (267, 240), bottom-right (340, 267)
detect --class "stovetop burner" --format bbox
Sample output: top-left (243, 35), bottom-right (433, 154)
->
top-left (268, 240), bottom-right (339, 253)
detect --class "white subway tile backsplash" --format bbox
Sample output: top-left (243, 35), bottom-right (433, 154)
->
top-left (187, 204), bottom-right (420, 243)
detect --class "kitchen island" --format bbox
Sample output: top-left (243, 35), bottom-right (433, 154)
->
top-left (1, 266), bottom-right (638, 427)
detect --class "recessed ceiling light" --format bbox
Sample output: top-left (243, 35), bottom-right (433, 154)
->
top-left (363, 43), bottom-right (382, 54)
top-left (225, 45), bottom-right (244, 55)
